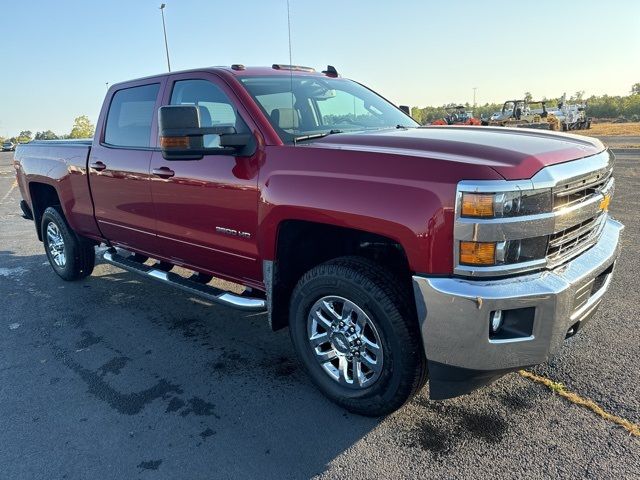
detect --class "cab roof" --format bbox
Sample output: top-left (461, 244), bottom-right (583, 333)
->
top-left (111, 65), bottom-right (339, 89)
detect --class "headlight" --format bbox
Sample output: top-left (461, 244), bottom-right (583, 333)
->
top-left (461, 189), bottom-right (552, 218)
top-left (458, 188), bottom-right (551, 266)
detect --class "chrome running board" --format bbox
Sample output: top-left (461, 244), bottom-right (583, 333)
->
top-left (102, 249), bottom-right (266, 312)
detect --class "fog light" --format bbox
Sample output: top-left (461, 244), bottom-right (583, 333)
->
top-left (490, 310), bottom-right (504, 333)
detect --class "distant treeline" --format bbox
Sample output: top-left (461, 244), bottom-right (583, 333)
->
top-left (0, 115), bottom-right (95, 144)
top-left (411, 85), bottom-right (640, 124)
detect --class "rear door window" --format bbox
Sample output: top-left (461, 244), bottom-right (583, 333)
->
top-left (105, 83), bottom-right (160, 147)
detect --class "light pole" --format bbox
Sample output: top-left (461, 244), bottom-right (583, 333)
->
top-left (473, 87), bottom-right (477, 110)
top-left (159, 4), bottom-right (171, 72)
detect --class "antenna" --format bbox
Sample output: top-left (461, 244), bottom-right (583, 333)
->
top-left (286, 0), bottom-right (296, 145)
top-left (159, 4), bottom-right (171, 72)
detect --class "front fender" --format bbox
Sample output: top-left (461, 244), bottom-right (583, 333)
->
top-left (257, 145), bottom-right (502, 275)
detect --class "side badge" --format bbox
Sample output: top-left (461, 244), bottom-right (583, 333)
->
top-left (216, 226), bottom-right (251, 239)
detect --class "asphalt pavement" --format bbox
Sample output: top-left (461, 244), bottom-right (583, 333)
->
top-left (597, 136), bottom-right (640, 149)
top-left (0, 149), bottom-right (638, 479)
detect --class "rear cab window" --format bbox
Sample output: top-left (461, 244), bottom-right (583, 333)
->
top-left (104, 83), bottom-right (160, 148)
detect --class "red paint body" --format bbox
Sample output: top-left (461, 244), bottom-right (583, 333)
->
top-left (14, 67), bottom-right (605, 289)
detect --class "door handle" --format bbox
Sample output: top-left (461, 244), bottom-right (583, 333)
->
top-left (90, 161), bottom-right (106, 171)
top-left (152, 167), bottom-right (175, 179)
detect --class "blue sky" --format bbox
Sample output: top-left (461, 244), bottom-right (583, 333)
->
top-left (0, 0), bottom-right (638, 137)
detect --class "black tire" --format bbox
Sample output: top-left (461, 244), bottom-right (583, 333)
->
top-left (289, 256), bottom-right (427, 416)
top-left (41, 206), bottom-right (95, 281)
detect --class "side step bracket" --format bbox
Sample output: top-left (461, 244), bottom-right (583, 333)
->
top-left (103, 250), bottom-right (266, 312)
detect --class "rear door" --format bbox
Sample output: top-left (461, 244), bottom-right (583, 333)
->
top-left (149, 73), bottom-right (262, 285)
top-left (89, 80), bottom-right (164, 254)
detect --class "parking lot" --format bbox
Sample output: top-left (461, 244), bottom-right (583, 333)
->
top-left (0, 148), bottom-right (638, 479)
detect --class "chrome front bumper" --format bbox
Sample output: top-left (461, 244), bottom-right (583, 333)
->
top-left (412, 217), bottom-right (624, 398)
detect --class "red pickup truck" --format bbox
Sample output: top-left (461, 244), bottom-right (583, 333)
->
top-left (14, 64), bottom-right (623, 416)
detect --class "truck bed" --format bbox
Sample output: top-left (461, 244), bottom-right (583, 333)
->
top-left (14, 139), bottom-right (99, 240)
top-left (24, 139), bottom-right (93, 146)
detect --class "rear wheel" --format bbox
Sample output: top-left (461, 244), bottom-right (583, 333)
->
top-left (41, 207), bottom-right (95, 281)
top-left (289, 257), bottom-right (427, 416)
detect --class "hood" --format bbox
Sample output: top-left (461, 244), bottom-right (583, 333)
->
top-left (309, 126), bottom-right (605, 180)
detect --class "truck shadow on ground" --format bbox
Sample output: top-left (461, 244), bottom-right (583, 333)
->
top-left (1, 250), bottom-right (529, 478)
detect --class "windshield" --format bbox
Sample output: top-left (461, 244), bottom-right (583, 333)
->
top-left (239, 75), bottom-right (418, 142)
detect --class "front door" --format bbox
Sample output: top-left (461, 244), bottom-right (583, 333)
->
top-left (150, 74), bottom-right (262, 285)
top-left (89, 81), bottom-right (164, 255)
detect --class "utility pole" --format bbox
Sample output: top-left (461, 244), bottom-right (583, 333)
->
top-left (159, 4), bottom-right (171, 72)
top-left (473, 87), bottom-right (477, 110)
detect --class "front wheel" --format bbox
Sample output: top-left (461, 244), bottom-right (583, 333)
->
top-left (41, 207), bottom-right (95, 281)
top-left (289, 257), bottom-right (427, 416)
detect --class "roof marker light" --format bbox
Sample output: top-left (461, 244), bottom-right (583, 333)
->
top-left (272, 64), bottom-right (315, 72)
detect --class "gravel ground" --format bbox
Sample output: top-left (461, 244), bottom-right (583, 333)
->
top-left (0, 149), bottom-right (638, 479)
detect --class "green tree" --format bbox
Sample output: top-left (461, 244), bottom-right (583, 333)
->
top-left (410, 107), bottom-right (424, 124)
top-left (571, 91), bottom-right (585, 102)
top-left (632, 83), bottom-right (640, 95)
top-left (524, 92), bottom-right (533, 103)
top-left (69, 115), bottom-right (95, 138)
top-left (35, 130), bottom-right (59, 140)
top-left (16, 130), bottom-right (33, 143)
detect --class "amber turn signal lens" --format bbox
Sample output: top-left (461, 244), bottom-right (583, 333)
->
top-left (461, 193), bottom-right (494, 217)
top-left (460, 241), bottom-right (496, 265)
top-left (160, 136), bottom-right (190, 148)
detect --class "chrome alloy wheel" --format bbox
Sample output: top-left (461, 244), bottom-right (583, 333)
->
top-left (307, 296), bottom-right (384, 389)
top-left (46, 222), bottom-right (66, 267)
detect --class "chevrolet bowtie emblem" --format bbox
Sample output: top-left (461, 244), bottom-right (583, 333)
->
top-left (599, 193), bottom-right (611, 211)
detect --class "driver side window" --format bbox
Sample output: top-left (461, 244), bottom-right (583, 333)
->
top-left (169, 79), bottom-right (248, 148)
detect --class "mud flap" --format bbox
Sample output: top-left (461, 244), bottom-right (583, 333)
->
top-left (427, 360), bottom-right (518, 400)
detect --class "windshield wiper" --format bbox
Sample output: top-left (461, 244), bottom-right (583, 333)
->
top-left (293, 129), bottom-right (344, 144)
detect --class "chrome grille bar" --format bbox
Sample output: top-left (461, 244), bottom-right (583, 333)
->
top-left (548, 214), bottom-right (603, 250)
top-left (553, 169), bottom-right (612, 210)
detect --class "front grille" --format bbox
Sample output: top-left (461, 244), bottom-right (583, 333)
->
top-left (553, 169), bottom-right (612, 210)
top-left (547, 215), bottom-right (604, 264)
top-left (547, 167), bottom-right (612, 266)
